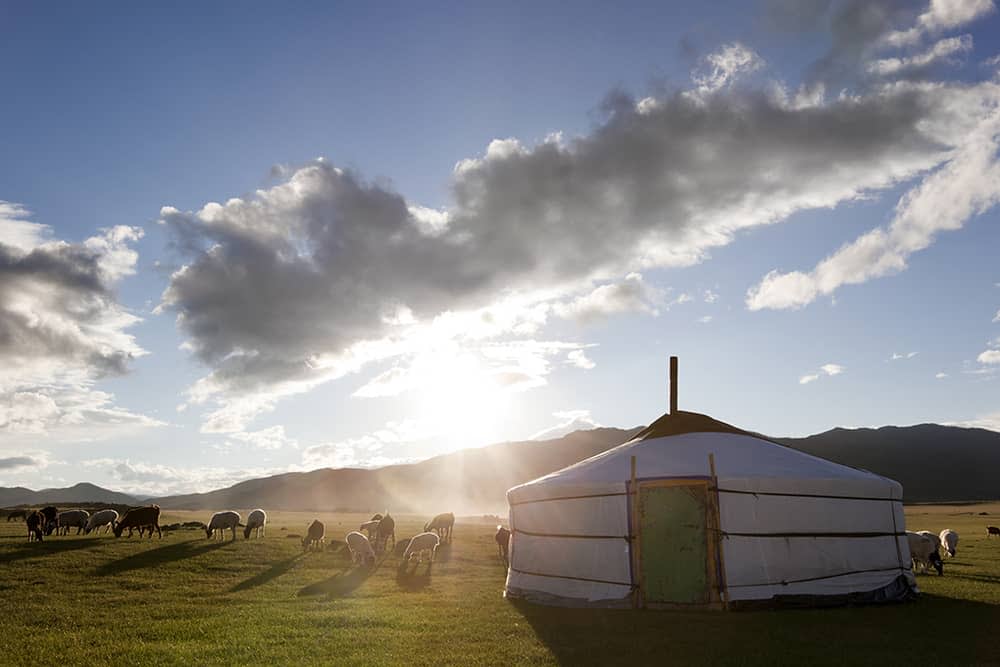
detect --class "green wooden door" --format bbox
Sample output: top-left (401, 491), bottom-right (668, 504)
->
top-left (638, 484), bottom-right (710, 604)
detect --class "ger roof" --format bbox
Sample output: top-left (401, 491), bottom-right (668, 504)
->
top-left (507, 410), bottom-right (902, 504)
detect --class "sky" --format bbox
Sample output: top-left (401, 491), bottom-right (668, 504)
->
top-left (1, 0), bottom-right (1000, 496)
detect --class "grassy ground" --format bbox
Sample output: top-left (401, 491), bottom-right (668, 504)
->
top-left (1, 505), bottom-right (999, 666)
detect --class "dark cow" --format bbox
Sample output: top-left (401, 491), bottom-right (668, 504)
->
top-left (495, 525), bottom-right (511, 566)
top-left (424, 512), bottom-right (455, 543)
top-left (113, 505), bottom-right (162, 538)
top-left (40, 506), bottom-right (58, 536)
top-left (987, 526), bottom-right (1000, 538)
top-left (26, 511), bottom-right (44, 542)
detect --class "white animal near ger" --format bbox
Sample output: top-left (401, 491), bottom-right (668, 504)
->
top-left (906, 531), bottom-right (943, 575)
top-left (244, 509), bottom-right (267, 539)
top-left (85, 509), bottom-right (119, 535)
top-left (56, 510), bottom-right (90, 535)
top-left (402, 532), bottom-right (440, 570)
top-left (939, 529), bottom-right (958, 557)
top-left (206, 511), bottom-right (241, 540)
top-left (345, 531), bottom-right (376, 567)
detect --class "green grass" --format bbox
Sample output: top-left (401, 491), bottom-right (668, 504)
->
top-left (1, 506), bottom-right (999, 666)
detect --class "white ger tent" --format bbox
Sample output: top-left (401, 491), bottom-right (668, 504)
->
top-left (505, 360), bottom-right (915, 610)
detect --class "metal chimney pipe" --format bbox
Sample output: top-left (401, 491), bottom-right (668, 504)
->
top-left (670, 356), bottom-right (678, 414)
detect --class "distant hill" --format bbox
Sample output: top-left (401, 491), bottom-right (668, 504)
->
top-left (4, 423), bottom-right (998, 515)
top-left (0, 482), bottom-right (139, 508)
top-left (153, 427), bottom-right (643, 514)
top-left (777, 424), bottom-right (1000, 503)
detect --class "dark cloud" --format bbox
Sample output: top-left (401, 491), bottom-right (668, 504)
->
top-left (806, 0), bottom-right (922, 85)
top-left (0, 456), bottom-right (37, 470)
top-left (161, 76), bottom-right (973, 420)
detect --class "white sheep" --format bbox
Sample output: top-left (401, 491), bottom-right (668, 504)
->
top-left (345, 531), bottom-right (376, 567)
top-left (402, 532), bottom-right (440, 570)
top-left (907, 531), bottom-right (943, 575)
top-left (244, 509), bottom-right (267, 539)
top-left (206, 511), bottom-right (241, 540)
top-left (85, 509), bottom-right (119, 535)
top-left (56, 510), bottom-right (90, 535)
top-left (939, 529), bottom-right (958, 557)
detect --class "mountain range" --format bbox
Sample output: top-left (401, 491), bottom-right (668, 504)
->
top-left (2, 423), bottom-right (998, 512)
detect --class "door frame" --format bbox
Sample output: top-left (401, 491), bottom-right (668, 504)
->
top-left (631, 477), bottom-right (723, 609)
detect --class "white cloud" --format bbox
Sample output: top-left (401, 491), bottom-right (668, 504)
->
top-left (566, 349), bottom-right (596, 370)
top-left (697, 315), bottom-right (713, 324)
top-left (691, 43), bottom-right (764, 96)
top-left (748, 87), bottom-right (1000, 310)
top-left (935, 372), bottom-right (949, 378)
top-left (703, 290), bottom-right (719, 303)
top-left (884, 0), bottom-right (995, 47)
top-left (0, 205), bottom-right (160, 441)
top-left (801, 363), bottom-right (844, 384)
top-left (993, 309), bottom-right (1000, 322)
top-left (979, 349), bottom-right (1000, 364)
top-left (868, 35), bottom-right (973, 76)
top-left (890, 351), bottom-right (919, 360)
top-left (553, 273), bottom-right (661, 323)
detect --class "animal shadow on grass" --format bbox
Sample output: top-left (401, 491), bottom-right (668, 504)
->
top-left (96, 539), bottom-right (228, 576)
top-left (230, 554), bottom-right (303, 592)
top-left (395, 565), bottom-right (432, 592)
top-left (297, 566), bottom-right (374, 599)
top-left (0, 538), bottom-right (106, 564)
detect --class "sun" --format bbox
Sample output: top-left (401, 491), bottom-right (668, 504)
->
top-left (407, 350), bottom-right (514, 455)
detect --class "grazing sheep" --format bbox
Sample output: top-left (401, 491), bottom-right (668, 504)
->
top-left (917, 530), bottom-right (942, 554)
top-left (40, 506), bottom-right (59, 536)
top-left (7, 509), bottom-right (27, 522)
top-left (346, 531), bottom-right (376, 568)
top-left (907, 531), bottom-right (943, 575)
top-left (376, 513), bottom-right (396, 554)
top-left (85, 509), bottom-right (119, 535)
top-left (495, 525), bottom-right (511, 565)
top-left (244, 509), bottom-right (267, 539)
top-left (56, 510), bottom-right (90, 535)
top-left (26, 511), bottom-right (44, 542)
top-left (359, 519), bottom-right (380, 540)
top-left (113, 506), bottom-right (162, 538)
top-left (940, 529), bottom-right (959, 557)
top-left (987, 526), bottom-right (1000, 538)
top-left (302, 520), bottom-right (325, 551)
top-left (424, 512), bottom-right (455, 543)
top-left (206, 511), bottom-right (241, 540)
top-left (402, 532), bottom-right (440, 571)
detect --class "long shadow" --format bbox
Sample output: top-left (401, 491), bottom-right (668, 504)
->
top-left (96, 539), bottom-right (228, 576)
top-left (230, 554), bottom-right (303, 592)
top-left (0, 537), bottom-right (106, 564)
top-left (297, 566), bottom-right (372, 598)
top-left (395, 565), bottom-right (432, 592)
top-left (509, 593), bottom-right (1000, 665)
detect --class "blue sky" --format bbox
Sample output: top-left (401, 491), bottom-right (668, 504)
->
top-left (1, 0), bottom-right (999, 495)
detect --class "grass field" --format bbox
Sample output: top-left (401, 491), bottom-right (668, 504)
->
top-left (2, 505), bottom-right (1000, 666)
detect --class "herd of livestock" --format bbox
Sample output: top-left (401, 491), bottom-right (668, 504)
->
top-left (12, 506), bottom-right (989, 578)
top-left (6, 505), bottom-right (514, 570)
